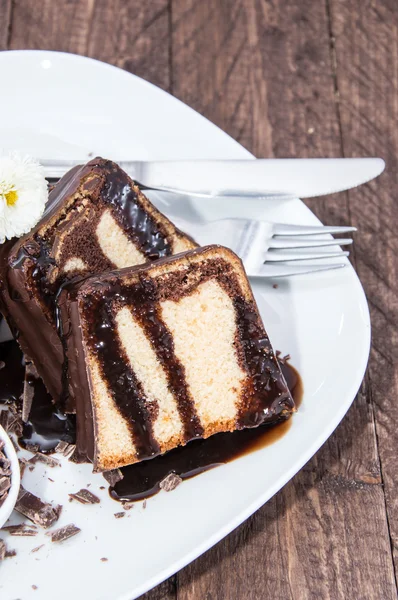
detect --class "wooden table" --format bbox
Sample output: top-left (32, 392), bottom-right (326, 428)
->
top-left (1, 1), bottom-right (397, 598)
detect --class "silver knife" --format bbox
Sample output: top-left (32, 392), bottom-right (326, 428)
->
top-left (40, 157), bottom-right (385, 199)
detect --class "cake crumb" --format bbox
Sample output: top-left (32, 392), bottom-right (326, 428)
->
top-left (122, 501), bottom-right (135, 511)
top-left (101, 557), bottom-right (108, 562)
top-left (273, 283), bottom-right (278, 289)
top-left (142, 500), bottom-right (147, 509)
top-left (32, 585), bottom-right (38, 590)
top-left (114, 512), bottom-right (125, 519)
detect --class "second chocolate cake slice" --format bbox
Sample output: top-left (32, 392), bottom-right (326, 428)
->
top-left (57, 245), bottom-right (295, 471)
top-left (0, 158), bottom-right (196, 410)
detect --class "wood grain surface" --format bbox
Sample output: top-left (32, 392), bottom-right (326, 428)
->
top-left (1, 1), bottom-right (397, 598)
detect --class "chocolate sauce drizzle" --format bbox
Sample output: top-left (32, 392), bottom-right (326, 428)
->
top-left (100, 161), bottom-right (173, 260)
top-left (124, 277), bottom-right (203, 441)
top-left (84, 284), bottom-right (160, 459)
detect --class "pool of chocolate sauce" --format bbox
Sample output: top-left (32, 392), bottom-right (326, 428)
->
top-left (0, 333), bottom-right (302, 502)
top-left (110, 361), bottom-right (302, 502)
top-left (0, 337), bottom-right (75, 451)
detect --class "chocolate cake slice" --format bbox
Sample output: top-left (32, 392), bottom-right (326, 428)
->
top-left (57, 245), bottom-right (295, 471)
top-left (0, 158), bottom-right (196, 410)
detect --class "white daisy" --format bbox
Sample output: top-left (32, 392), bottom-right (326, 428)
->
top-left (0, 151), bottom-right (48, 244)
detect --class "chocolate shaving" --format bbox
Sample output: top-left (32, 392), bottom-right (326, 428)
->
top-left (15, 486), bottom-right (62, 529)
top-left (122, 501), bottom-right (135, 511)
top-left (68, 489), bottom-right (100, 505)
top-left (55, 441), bottom-right (76, 460)
top-left (114, 512), bottom-right (125, 519)
top-left (159, 472), bottom-right (183, 492)
top-left (24, 442), bottom-right (40, 453)
top-left (9, 436), bottom-right (19, 452)
top-left (103, 469), bottom-right (124, 486)
top-left (7, 413), bottom-right (23, 437)
top-left (19, 457), bottom-right (28, 478)
top-left (0, 410), bottom-right (9, 430)
top-left (28, 454), bottom-right (61, 468)
top-left (31, 544), bottom-right (44, 553)
top-left (32, 585), bottom-right (38, 590)
top-left (2, 523), bottom-right (38, 536)
top-left (65, 446), bottom-right (78, 461)
top-left (54, 440), bottom-right (69, 454)
top-left (142, 500), bottom-right (147, 509)
top-left (47, 523), bottom-right (81, 543)
top-left (0, 476), bottom-right (12, 495)
top-left (0, 538), bottom-right (16, 560)
top-left (0, 442), bottom-right (12, 506)
top-left (100, 557), bottom-right (108, 562)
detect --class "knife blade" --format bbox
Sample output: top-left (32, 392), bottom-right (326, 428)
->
top-left (40, 157), bottom-right (385, 199)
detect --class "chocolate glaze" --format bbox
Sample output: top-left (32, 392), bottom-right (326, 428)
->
top-left (99, 160), bottom-right (172, 260)
top-left (0, 338), bottom-right (25, 403)
top-left (20, 373), bottom-right (76, 453)
top-left (110, 362), bottom-right (302, 502)
top-left (234, 297), bottom-right (292, 427)
top-left (0, 334), bottom-right (76, 452)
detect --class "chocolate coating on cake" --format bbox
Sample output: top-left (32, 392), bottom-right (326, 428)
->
top-left (0, 158), bottom-right (196, 407)
top-left (58, 245), bottom-right (294, 470)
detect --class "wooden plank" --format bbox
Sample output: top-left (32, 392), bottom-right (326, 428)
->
top-left (8, 0), bottom-right (92, 53)
top-left (0, 0), bottom-right (12, 50)
top-left (329, 0), bottom-right (398, 583)
top-left (8, 0), bottom-right (171, 91)
top-left (85, 0), bottom-right (171, 91)
top-left (168, 1), bottom-right (398, 598)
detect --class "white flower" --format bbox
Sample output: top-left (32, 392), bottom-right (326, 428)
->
top-left (0, 151), bottom-right (48, 243)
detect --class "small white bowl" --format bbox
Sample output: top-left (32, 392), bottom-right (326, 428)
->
top-left (0, 424), bottom-right (20, 529)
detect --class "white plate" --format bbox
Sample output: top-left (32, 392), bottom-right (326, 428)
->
top-left (0, 51), bottom-right (370, 600)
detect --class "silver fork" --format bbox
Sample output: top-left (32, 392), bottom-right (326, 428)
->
top-left (176, 218), bottom-right (356, 277)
